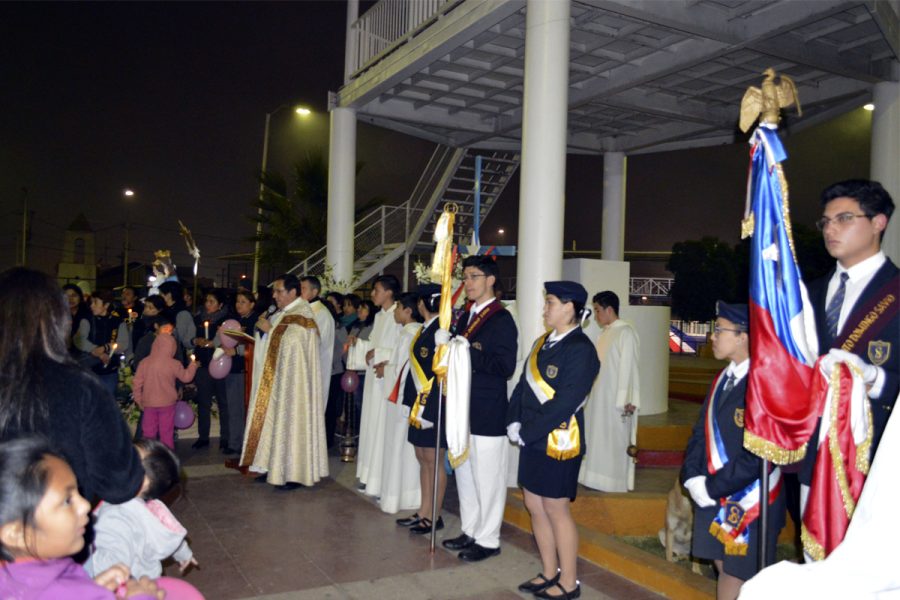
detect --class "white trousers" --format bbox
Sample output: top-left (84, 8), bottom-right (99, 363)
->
top-left (455, 434), bottom-right (509, 549)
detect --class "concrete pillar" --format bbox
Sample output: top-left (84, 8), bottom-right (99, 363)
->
top-left (871, 63), bottom-right (900, 263)
top-left (326, 107), bottom-right (356, 287)
top-left (515, 0), bottom-right (570, 347)
top-left (602, 152), bottom-right (626, 262)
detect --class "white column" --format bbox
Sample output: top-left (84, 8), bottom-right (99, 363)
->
top-left (515, 0), bottom-right (570, 347)
top-left (871, 63), bottom-right (900, 263)
top-left (326, 107), bottom-right (357, 287)
top-left (602, 151), bottom-right (626, 262)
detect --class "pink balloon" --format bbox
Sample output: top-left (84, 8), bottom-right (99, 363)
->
top-left (156, 576), bottom-right (205, 599)
top-left (208, 354), bottom-right (232, 379)
top-left (340, 370), bottom-right (360, 393)
top-left (219, 319), bottom-right (241, 349)
top-left (173, 401), bottom-right (195, 430)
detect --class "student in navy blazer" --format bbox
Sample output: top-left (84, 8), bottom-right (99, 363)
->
top-left (507, 281), bottom-right (599, 600)
top-left (681, 302), bottom-right (785, 600)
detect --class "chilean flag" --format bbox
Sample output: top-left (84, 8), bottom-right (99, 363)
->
top-left (743, 126), bottom-right (819, 464)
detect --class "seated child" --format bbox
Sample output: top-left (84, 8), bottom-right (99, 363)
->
top-left (132, 333), bottom-right (199, 449)
top-left (0, 436), bottom-right (161, 599)
top-left (87, 439), bottom-right (198, 580)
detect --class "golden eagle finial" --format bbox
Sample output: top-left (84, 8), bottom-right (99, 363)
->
top-left (739, 68), bottom-right (802, 132)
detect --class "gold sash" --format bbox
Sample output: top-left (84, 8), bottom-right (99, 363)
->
top-left (547, 415), bottom-right (581, 461)
top-left (525, 333), bottom-right (556, 405)
top-left (525, 333), bottom-right (580, 460)
top-left (408, 328), bottom-right (435, 429)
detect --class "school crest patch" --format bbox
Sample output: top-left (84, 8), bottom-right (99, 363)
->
top-left (868, 341), bottom-right (890, 367)
top-left (546, 365), bottom-right (558, 379)
top-left (419, 347), bottom-right (429, 358)
top-left (472, 342), bottom-right (482, 350)
top-left (733, 408), bottom-right (745, 428)
top-left (725, 501), bottom-right (746, 527)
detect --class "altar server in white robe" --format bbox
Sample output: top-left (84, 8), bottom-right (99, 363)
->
top-left (377, 292), bottom-right (423, 513)
top-left (352, 274), bottom-right (402, 492)
top-left (579, 291), bottom-right (641, 492)
top-left (300, 276), bottom-right (335, 415)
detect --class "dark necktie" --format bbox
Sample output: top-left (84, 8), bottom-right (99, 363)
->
top-left (825, 272), bottom-right (849, 340)
top-left (723, 374), bottom-right (735, 395)
top-left (544, 338), bottom-right (557, 351)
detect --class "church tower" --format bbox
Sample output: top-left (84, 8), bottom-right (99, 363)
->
top-left (57, 213), bottom-right (97, 291)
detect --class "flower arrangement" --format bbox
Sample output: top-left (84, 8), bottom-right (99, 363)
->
top-left (320, 264), bottom-right (360, 295)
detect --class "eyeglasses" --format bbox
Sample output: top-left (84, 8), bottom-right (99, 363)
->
top-left (713, 326), bottom-right (744, 335)
top-left (462, 274), bottom-right (487, 282)
top-left (815, 213), bottom-right (870, 231)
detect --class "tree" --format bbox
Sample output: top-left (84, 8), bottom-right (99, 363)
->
top-left (249, 151), bottom-right (328, 273)
top-left (667, 237), bottom-right (737, 322)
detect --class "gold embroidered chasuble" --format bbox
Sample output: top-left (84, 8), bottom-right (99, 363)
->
top-left (240, 297), bottom-right (328, 486)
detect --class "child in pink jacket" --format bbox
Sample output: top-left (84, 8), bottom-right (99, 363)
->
top-left (132, 333), bottom-right (198, 449)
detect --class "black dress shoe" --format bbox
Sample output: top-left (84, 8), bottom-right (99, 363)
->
top-left (458, 543), bottom-right (500, 562)
top-left (534, 582), bottom-right (580, 599)
top-left (410, 516), bottom-right (443, 535)
top-left (518, 572), bottom-right (560, 594)
top-left (191, 439), bottom-right (209, 450)
top-left (441, 533), bottom-right (476, 551)
top-left (274, 482), bottom-right (303, 492)
top-left (395, 513), bottom-right (420, 527)
top-left (254, 474), bottom-right (268, 483)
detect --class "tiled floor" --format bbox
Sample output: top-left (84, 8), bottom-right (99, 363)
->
top-left (164, 439), bottom-right (664, 600)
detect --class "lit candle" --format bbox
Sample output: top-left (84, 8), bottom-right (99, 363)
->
top-left (127, 308), bottom-right (133, 321)
top-left (204, 321), bottom-right (209, 339)
top-left (110, 342), bottom-right (118, 353)
top-left (190, 353), bottom-right (196, 362)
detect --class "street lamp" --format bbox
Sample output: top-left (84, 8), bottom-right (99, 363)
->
top-left (123, 189), bottom-right (135, 288)
top-left (251, 104), bottom-right (313, 292)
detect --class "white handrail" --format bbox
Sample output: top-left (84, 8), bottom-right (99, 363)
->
top-left (349, 0), bottom-right (454, 75)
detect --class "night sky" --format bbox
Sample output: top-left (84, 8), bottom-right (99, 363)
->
top-left (1, 2), bottom-right (875, 287)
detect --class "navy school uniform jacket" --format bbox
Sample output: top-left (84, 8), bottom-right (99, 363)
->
top-left (402, 319), bottom-right (441, 421)
top-left (681, 373), bottom-right (765, 500)
top-left (807, 258), bottom-right (899, 457)
top-left (507, 328), bottom-right (600, 455)
top-left (452, 303), bottom-right (518, 436)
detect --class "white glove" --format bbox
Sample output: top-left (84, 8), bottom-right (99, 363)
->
top-left (684, 476), bottom-right (716, 508)
top-left (821, 349), bottom-right (878, 384)
top-left (435, 328), bottom-right (451, 346)
top-left (507, 422), bottom-right (524, 446)
top-left (400, 404), bottom-right (411, 419)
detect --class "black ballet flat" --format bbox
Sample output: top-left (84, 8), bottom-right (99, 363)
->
top-left (534, 582), bottom-right (580, 600)
top-left (517, 571), bottom-right (560, 594)
top-left (409, 516), bottom-right (443, 535)
top-left (395, 513), bottom-right (421, 527)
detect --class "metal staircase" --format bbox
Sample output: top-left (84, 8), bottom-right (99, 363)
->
top-left (286, 145), bottom-right (519, 287)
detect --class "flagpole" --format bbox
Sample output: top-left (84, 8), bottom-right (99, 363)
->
top-left (759, 458), bottom-right (769, 570)
top-left (429, 379), bottom-right (444, 554)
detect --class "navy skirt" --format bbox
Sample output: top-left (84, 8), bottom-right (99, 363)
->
top-left (518, 445), bottom-right (582, 501)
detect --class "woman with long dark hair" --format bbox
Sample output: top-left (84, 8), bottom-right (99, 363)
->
top-left (62, 283), bottom-right (90, 354)
top-left (222, 289), bottom-right (259, 457)
top-left (0, 268), bottom-right (143, 504)
top-left (191, 289), bottom-right (232, 451)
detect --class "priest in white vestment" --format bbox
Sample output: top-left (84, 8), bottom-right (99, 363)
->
top-left (353, 275), bottom-right (402, 493)
top-left (241, 273), bottom-right (327, 489)
top-left (300, 275), bottom-right (335, 428)
top-left (579, 291), bottom-right (640, 492)
top-left (377, 294), bottom-right (423, 513)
